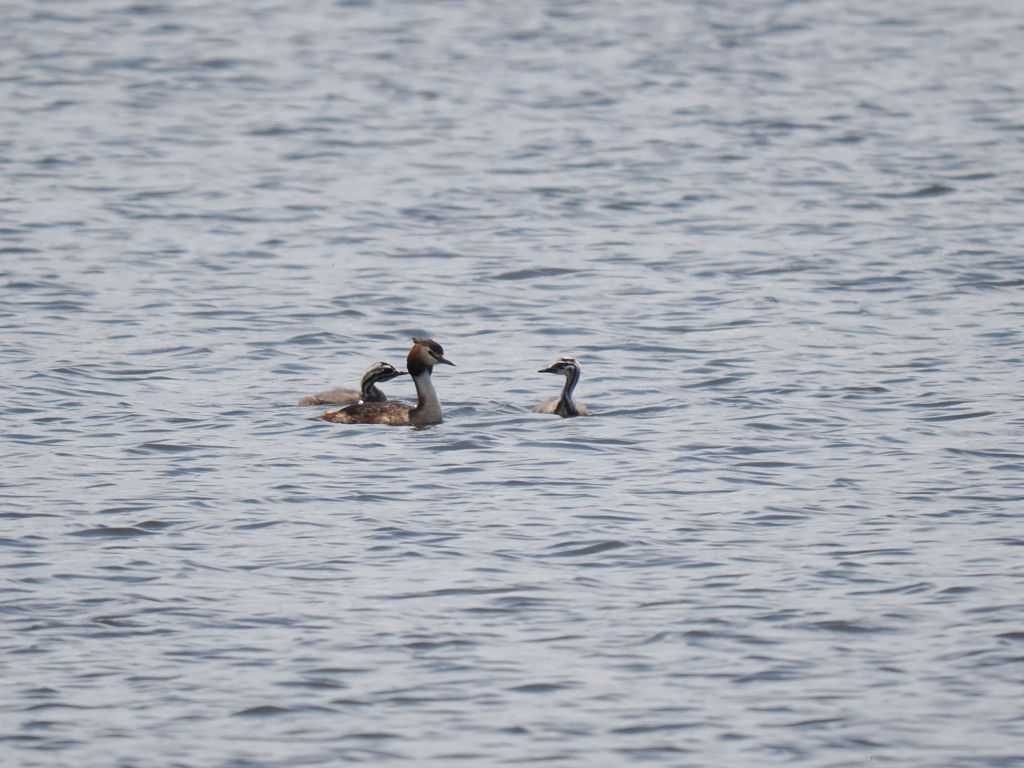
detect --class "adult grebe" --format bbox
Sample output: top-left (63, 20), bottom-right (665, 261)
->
top-left (533, 357), bottom-right (590, 417)
top-left (322, 338), bottom-right (454, 426)
top-left (297, 361), bottom-right (407, 406)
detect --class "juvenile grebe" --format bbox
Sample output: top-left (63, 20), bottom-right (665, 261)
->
top-left (322, 338), bottom-right (454, 426)
top-left (297, 361), bottom-right (406, 406)
top-left (533, 357), bottom-right (590, 417)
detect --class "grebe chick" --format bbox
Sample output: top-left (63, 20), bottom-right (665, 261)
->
top-left (322, 338), bottom-right (455, 426)
top-left (297, 361), bottom-right (406, 406)
top-left (533, 357), bottom-right (590, 417)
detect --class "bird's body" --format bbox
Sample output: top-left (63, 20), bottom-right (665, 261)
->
top-left (297, 361), bottom-right (406, 406)
top-left (322, 338), bottom-right (454, 426)
top-left (533, 357), bottom-right (589, 417)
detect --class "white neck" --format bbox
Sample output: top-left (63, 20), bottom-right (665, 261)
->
top-left (560, 368), bottom-right (578, 401)
top-left (556, 368), bottom-right (580, 416)
top-left (410, 368), bottom-right (443, 425)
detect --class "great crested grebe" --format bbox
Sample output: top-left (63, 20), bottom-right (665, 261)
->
top-left (322, 338), bottom-right (454, 426)
top-left (297, 361), bottom-right (407, 406)
top-left (533, 357), bottom-right (590, 417)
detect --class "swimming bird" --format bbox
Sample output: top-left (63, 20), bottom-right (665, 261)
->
top-left (533, 357), bottom-right (590, 417)
top-left (322, 338), bottom-right (454, 426)
top-left (297, 361), bottom-right (406, 406)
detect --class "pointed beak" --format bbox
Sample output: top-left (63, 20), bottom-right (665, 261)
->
top-left (436, 355), bottom-right (456, 367)
top-left (538, 365), bottom-right (556, 374)
top-left (394, 370), bottom-right (409, 376)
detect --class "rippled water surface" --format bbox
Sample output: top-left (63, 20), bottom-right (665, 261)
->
top-left (3, 0), bottom-right (1024, 766)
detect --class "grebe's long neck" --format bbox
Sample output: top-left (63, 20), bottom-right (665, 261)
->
top-left (409, 368), bottom-right (442, 424)
top-left (556, 366), bottom-right (581, 417)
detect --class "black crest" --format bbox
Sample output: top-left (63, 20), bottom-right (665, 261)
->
top-left (412, 337), bottom-right (445, 357)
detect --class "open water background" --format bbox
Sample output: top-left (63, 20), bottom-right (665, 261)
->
top-left (3, 0), bottom-right (1024, 766)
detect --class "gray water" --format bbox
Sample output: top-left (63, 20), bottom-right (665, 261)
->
top-left (3, 0), bottom-right (1024, 766)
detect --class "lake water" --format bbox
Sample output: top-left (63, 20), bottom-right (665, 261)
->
top-left (3, 1), bottom-right (1024, 766)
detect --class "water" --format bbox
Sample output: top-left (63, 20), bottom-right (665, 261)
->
top-left (3, 0), bottom-right (1024, 765)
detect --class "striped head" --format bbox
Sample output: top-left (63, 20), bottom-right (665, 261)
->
top-left (408, 337), bottom-right (456, 376)
top-left (358, 361), bottom-right (407, 402)
top-left (538, 357), bottom-right (580, 377)
top-left (361, 361), bottom-right (406, 387)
